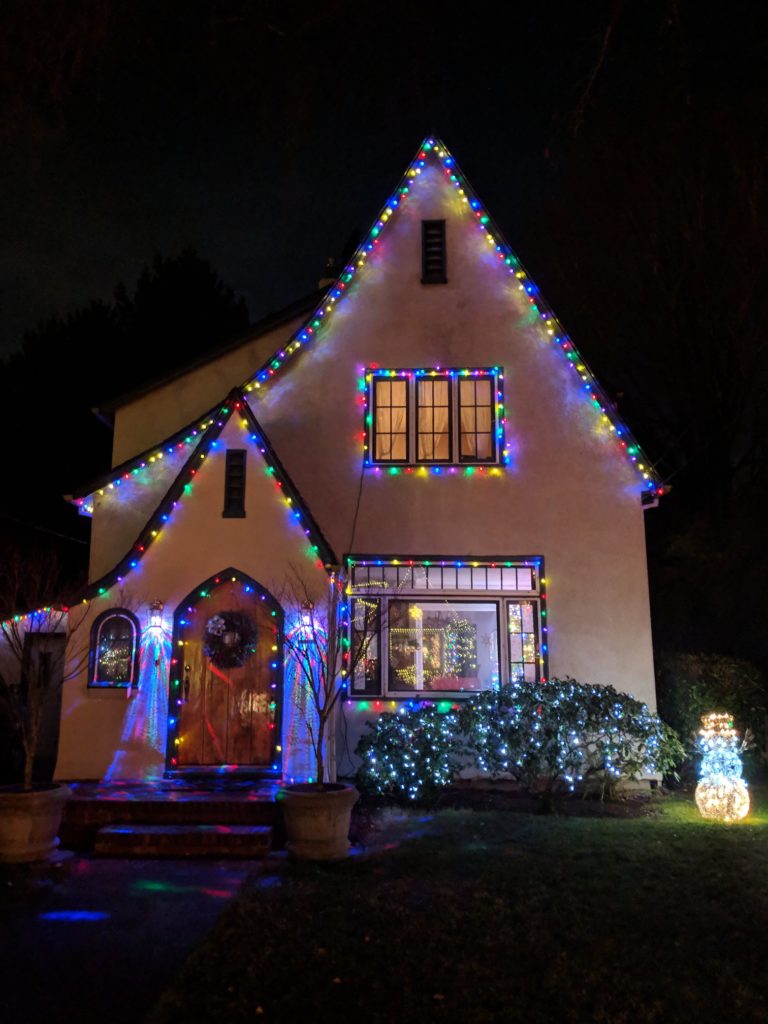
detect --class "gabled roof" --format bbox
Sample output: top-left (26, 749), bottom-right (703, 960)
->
top-left (238, 136), bottom-right (664, 497)
top-left (94, 288), bottom-right (327, 421)
top-left (78, 388), bottom-right (337, 603)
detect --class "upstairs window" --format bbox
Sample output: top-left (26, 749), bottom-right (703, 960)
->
top-left (89, 610), bottom-right (140, 689)
top-left (416, 377), bottom-right (451, 462)
top-left (223, 449), bottom-right (247, 517)
top-left (421, 220), bottom-right (447, 284)
top-left (459, 377), bottom-right (495, 462)
top-left (366, 369), bottom-right (502, 467)
top-left (373, 378), bottom-right (409, 462)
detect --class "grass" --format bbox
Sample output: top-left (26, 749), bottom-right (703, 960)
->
top-left (150, 790), bottom-right (768, 1024)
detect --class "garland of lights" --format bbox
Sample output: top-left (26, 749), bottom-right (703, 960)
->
top-left (694, 712), bottom-right (750, 823)
top-left (241, 137), bottom-right (663, 496)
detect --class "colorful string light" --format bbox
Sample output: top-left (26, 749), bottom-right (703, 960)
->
top-left (241, 136), bottom-right (663, 496)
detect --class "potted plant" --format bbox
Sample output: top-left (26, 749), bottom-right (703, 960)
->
top-left (279, 567), bottom-right (376, 859)
top-left (0, 548), bottom-right (86, 863)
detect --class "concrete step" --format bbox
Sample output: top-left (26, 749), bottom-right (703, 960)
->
top-left (94, 823), bottom-right (273, 859)
top-left (61, 788), bottom-right (283, 850)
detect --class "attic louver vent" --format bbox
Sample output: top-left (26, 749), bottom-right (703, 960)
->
top-left (421, 219), bottom-right (447, 284)
top-left (223, 449), bottom-right (247, 518)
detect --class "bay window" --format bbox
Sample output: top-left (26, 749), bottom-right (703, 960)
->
top-left (348, 558), bottom-right (545, 698)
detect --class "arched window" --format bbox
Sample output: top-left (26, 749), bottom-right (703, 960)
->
top-left (89, 610), bottom-right (140, 689)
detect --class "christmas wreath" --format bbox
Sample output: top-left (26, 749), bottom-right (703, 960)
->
top-left (204, 611), bottom-right (258, 669)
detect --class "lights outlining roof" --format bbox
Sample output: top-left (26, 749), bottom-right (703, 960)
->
top-left (241, 136), bottom-right (663, 496)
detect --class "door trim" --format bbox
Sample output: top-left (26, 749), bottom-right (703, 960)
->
top-left (165, 568), bottom-right (284, 774)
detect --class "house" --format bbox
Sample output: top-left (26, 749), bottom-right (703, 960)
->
top-left (28, 137), bottom-right (665, 784)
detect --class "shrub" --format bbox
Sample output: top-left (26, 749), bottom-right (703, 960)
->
top-left (355, 702), bottom-right (462, 802)
top-left (655, 653), bottom-right (768, 777)
top-left (459, 679), bottom-right (683, 803)
top-left (355, 680), bottom-right (685, 805)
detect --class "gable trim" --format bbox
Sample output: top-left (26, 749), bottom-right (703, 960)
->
top-left (78, 388), bottom-right (337, 604)
top-left (240, 136), bottom-right (663, 497)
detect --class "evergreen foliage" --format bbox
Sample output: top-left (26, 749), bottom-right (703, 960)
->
top-left (355, 679), bottom-right (684, 803)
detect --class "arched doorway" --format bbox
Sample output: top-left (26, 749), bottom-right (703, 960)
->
top-left (166, 569), bottom-right (283, 774)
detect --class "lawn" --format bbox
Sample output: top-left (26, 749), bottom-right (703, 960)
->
top-left (150, 790), bottom-right (768, 1024)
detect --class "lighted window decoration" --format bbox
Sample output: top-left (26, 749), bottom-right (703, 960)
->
top-left (459, 376), bottom-right (495, 462)
top-left (347, 557), bottom-right (545, 698)
top-left (350, 598), bottom-right (381, 696)
top-left (507, 601), bottom-right (539, 682)
top-left (388, 600), bottom-right (498, 693)
top-left (416, 377), bottom-right (451, 462)
top-left (373, 377), bottom-right (409, 462)
top-left (89, 609), bottom-right (140, 689)
top-left (695, 712), bottom-right (750, 823)
top-left (366, 368), bottom-right (504, 468)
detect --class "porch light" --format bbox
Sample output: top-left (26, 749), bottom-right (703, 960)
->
top-left (149, 600), bottom-right (165, 630)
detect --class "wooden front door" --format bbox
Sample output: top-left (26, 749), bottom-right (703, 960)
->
top-left (175, 577), bottom-right (280, 768)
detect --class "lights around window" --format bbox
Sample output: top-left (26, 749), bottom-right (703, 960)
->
top-left (364, 368), bottom-right (507, 469)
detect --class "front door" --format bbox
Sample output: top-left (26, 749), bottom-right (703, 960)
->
top-left (173, 574), bottom-right (281, 769)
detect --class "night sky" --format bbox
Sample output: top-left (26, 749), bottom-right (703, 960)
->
top-left (1, 1), bottom-right (759, 356)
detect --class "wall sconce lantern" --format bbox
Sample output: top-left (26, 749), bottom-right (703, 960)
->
top-left (149, 600), bottom-right (165, 630)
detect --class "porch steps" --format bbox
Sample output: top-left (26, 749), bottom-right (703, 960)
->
top-left (94, 823), bottom-right (273, 859)
top-left (60, 783), bottom-right (284, 851)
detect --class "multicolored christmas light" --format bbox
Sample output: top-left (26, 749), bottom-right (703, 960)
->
top-left (361, 366), bottom-right (509, 472)
top-left (695, 712), bottom-right (750, 823)
top-left (241, 136), bottom-right (663, 497)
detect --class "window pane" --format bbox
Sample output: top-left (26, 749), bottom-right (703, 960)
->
top-left (457, 567), bottom-right (472, 589)
top-left (476, 433), bottom-right (493, 459)
top-left (427, 567), bottom-right (443, 589)
top-left (373, 378), bottom-right (407, 462)
top-left (391, 380), bottom-right (407, 405)
top-left (352, 599), bottom-right (380, 694)
top-left (94, 615), bottom-right (135, 685)
top-left (388, 600), bottom-right (499, 692)
top-left (476, 379), bottom-right (491, 404)
top-left (476, 407), bottom-right (492, 432)
top-left (517, 567), bottom-right (533, 591)
top-left (391, 435), bottom-right (407, 460)
top-left (417, 376), bottom-right (451, 463)
top-left (507, 600), bottom-right (539, 683)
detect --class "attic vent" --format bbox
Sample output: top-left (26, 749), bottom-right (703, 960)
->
top-left (421, 220), bottom-right (447, 284)
top-left (223, 449), bottom-right (247, 518)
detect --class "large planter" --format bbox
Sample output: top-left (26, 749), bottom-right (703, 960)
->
top-left (0, 783), bottom-right (71, 863)
top-left (279, 783), bottom-right (359, 860)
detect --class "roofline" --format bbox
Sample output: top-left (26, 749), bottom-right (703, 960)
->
top-left (76, 388), bottom-right (337, 602)
top-left (93, 288), bottom-right (327, 421)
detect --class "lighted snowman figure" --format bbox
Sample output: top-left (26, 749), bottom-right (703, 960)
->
top-left (694, 712), bottom-right (750, 823)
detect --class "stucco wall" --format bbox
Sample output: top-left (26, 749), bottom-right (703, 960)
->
top-left (78, 155), bottom-right (659, 781)
top-left (55, 416), bottom-right (329, 781)
top-left (244, 162), bottom-right (657, 708)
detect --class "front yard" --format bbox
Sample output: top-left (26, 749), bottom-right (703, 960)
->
top-left (150, 789), bottom-right (768, 1024)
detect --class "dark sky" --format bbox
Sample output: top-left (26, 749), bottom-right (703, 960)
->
top-left (3, 1), bottom-right (762, 357)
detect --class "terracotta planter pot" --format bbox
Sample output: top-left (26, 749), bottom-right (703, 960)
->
top-left (0, 783), bottom-right (71, 863)
top-left (278, 783), bottom-right (359, 860)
